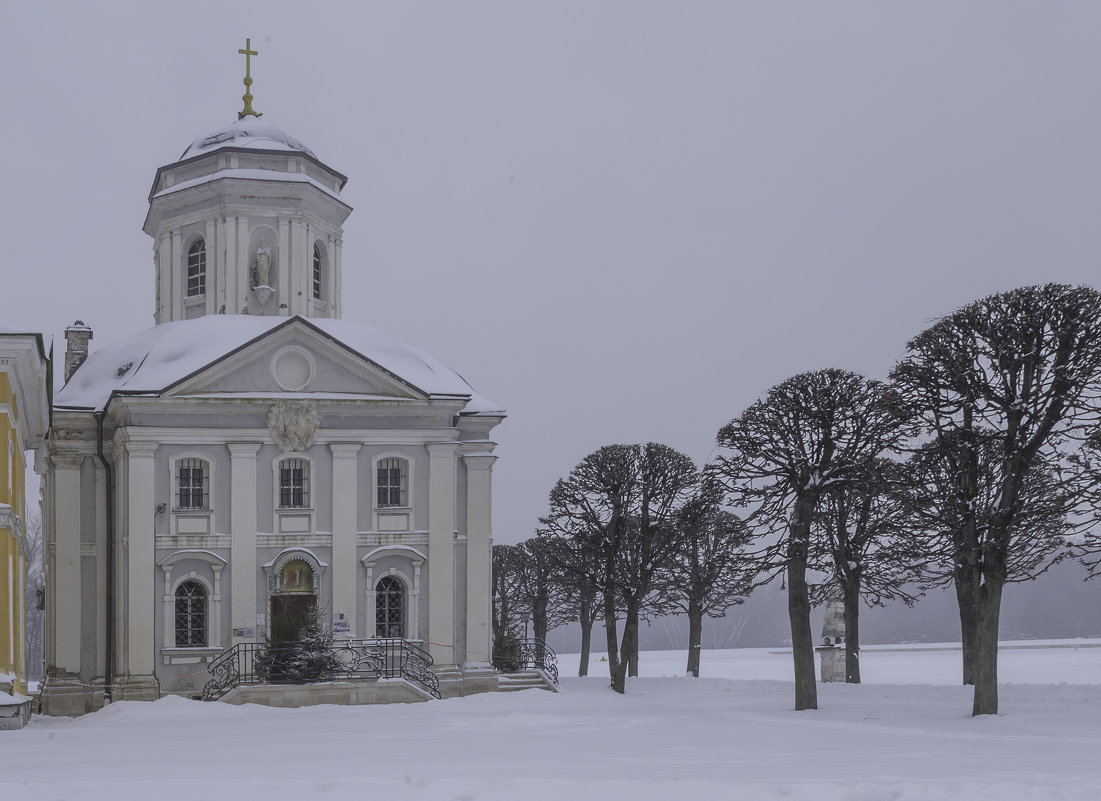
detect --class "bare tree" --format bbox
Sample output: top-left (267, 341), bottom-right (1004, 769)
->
top-left (513, 537), bottom-right (573, 645)
top-left (541, 443), bottom-right (698, 694)
top-left (809, 459), bottom-right (923, 683)
top-left (899, 430), bottom-right (1075, 685)
top-left (716, 369), bottom-right (910, 710)
top-left (660, 475), bottom-right (754, 677)
top-left (22, 512), bottom-right (44, 682)
top-left (536, 522), bottom-right (603, 676)
top-left (890, 283), bottom-right (1101, 716)
top-left (491, 544), bottom-right (526, 670)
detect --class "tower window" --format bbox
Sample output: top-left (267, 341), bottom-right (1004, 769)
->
top-left (187, 238), bottom-right (206, 297)
top-left (312, 243), bottom-right (323, 300)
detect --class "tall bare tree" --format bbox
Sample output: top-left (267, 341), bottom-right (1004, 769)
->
top-left (513, 537), bottom-right (573, 645)
top-left (536, 522), bottom-right (603, 676)
top-left (541, 443), bottom-right (698, 694)
top-left (660, 475), bottom-right (754, 677)
top-left (491, 544), bottom-right (526, 669)
top-left (890, 283), bottom-right (1101, 716)
top-left (899, 430), bottom-right (1075, 685)
top-left (809, 459), bottom-right (922, 683)
top-left (716, 369), bottom-right (910, 710)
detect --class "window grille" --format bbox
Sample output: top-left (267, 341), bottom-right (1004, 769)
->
top-left (376, 576), bottom-right (405, 638)
top-left (174, 580), bottom-right (207, 647)
top-left (187, 239), bottom-right (206, 297)
top-left (312, 244), bottom-right (323, 300)
top-left (377, 458), bottom-right (407, 507)
top-left (279, 458), bottom-right (309, 508)
top-left (176, 458), bottom-right (208, 509)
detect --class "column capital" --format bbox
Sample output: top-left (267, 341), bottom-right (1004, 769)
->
top-left (329, 442), bottom-right (362, 459)
top-left (462, 453), bottom-right (497, 471)
top-left (227, 442), bottom-right (262, 459)
top-left (426, 441), bottom-right (460, 457)
top-left (119, 441), bottom-right (158, 459)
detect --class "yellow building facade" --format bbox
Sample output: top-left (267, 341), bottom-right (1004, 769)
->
top-left (0, 329), bottom-right (49, 728)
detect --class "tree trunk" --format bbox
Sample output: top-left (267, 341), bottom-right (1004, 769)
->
top-left (627, 610), bottom-right (640, 677)
top-left (972, 573), bottom-right (1004, 716)
top-left (578, 613), bottom-right (593, 677)
top-left (787, 496), bottom-right (818, 710)
top-left (614, 603), bottom-right (640, 694)
top-left (841, 576), bottom-right (860, 684)
top-left (603, 590), bottom-right (623, 693)
top-left (532, 601), bottom-right (548, 646)
top-left (686, 600), bottom-right (703, 678)
top-left (954, 565), bottom-right (979, 686)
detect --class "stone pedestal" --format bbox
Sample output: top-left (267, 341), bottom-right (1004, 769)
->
top-left (460, 663), bottom-right (499, 696)
top-left (816, 645), bottom-right (846, 683)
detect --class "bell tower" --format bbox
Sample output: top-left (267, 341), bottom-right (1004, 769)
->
top-left (143, 39), bottom-right (352, 324)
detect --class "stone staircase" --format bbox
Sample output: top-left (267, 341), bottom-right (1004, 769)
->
top-left (496, 669), bottom-right (558, 693)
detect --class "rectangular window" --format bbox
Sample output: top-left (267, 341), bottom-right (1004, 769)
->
top-left (177, 459), bottom-right (209, 509)
top-left (377, 458), bottom-right (407, 508)
top-left (280, 459), bottom-right (309, 508)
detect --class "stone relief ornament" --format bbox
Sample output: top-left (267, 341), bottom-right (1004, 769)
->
top-left (267, 400), bottom-right (320, 452)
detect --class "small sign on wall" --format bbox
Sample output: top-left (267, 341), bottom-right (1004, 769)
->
top-left (333, 611), bottom-right (350, 634)
top-left (233, 627), bottom-right (256, 638)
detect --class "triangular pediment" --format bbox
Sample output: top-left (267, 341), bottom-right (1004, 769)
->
top-left (163, 319), bottom-right (427, 401)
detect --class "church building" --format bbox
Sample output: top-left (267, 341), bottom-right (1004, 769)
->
top-left (40, 44), bottom-right (505, 714)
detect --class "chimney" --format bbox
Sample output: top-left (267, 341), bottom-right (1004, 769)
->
top-left (64, 320), bottom-right (93, 382)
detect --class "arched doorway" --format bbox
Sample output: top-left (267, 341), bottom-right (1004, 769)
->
top-left (270, 559), bottom-right (316, 643)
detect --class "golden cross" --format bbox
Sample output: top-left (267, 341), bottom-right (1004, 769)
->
top-left (238, 38), bottom-right (261, 119)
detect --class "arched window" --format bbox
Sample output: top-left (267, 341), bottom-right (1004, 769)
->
top-left (278, 457), bottom-right (310, 508)
top-left (174, 580), bottom-right (207, 647)
top-left (176, 457), bottom-right (209, 510)
top-left (312, 243), bottom-right (324, 300)
top-left (377, 457), bottom-right (408, 508)
top-left (376, 576), bottom-right (406, 638)
top-left (187, 238), bottom-right (206, 297)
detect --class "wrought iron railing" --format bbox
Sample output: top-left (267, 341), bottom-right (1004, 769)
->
top-left (510, 638), bottom-right (559, 684)
top-left (202, 637), bottom-right (441, 701)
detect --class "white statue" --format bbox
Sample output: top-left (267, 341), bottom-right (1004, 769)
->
top-left (254, 240), bottom-right (272, 287)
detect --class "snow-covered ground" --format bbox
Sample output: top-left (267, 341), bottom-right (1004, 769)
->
top-left (4, 641), bottom-right (1101, 800)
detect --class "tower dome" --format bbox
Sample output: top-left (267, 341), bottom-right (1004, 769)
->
top-left (143, 41), bottom-right (351, 326)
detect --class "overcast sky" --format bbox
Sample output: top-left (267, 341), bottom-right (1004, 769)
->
top-left (2, 2), bottom-right (1099, 544)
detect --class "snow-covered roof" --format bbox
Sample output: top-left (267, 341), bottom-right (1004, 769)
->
top-left (55, 315), bottom-right (504, 416)
top-left (180, 118), bottom-right (315, 160)
top-left (152, 168), bottom-right (343, 203)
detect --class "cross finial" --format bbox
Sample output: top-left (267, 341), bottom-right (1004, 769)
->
top-left (238, 38), bottom-right (262, 119)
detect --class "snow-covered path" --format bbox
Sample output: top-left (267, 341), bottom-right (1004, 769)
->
top-left (5, 642), bottom-right (1101, 800)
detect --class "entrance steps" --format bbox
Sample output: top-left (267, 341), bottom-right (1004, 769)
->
top-left (496, 670), bottom-right (558, 693)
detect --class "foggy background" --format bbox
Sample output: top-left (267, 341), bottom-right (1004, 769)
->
top-left (3, 2), bottom-right (1100, 646)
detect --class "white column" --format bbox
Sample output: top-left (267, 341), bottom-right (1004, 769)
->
top-left (235, 217), bottom-right (250, 314)
top-left (278, 219), bottom-right (291, 316)
top-left (170, 230), bottom-right (183, 322)
top-left (215, 216), bottom-right (229, 314)
top-left (51, 455), bottom-right (83, 674)
top-left (464, 453), bottom-right (496, 667)
top-left (156, 236), bottom-right (172, 324)
top-left (329, 443), bottom-right (360, 639)
top-left (426, 443), bottom-right (458, 665)
top-left (204, 218), bottom-right (217, 316)
top-left (228, 443), bottom-right (261, 643)
top-left (124, 442), bottom-right (157, 677)
top-left (333, 236), bottom-right (342, 318)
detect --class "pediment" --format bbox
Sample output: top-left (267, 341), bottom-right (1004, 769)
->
top-left (163, 321), bottom-right (426, 400)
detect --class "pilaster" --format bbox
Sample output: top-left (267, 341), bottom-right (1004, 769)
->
top-left (426, 442), bottom-right (458, 666)
top-left (463, 453), bottom-right (496, 667)
top-left (50, 454), bottom-right (83, 674)
top-left (329, 443), bottom-right (360, 638)
top-left (122, 441), bottom-right (157, 679)
top-left (170, 229), bottom-right (183, 322)
top-left (228, 442), bottom-right (261, 644)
